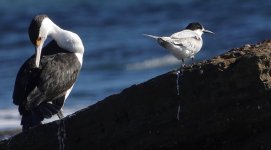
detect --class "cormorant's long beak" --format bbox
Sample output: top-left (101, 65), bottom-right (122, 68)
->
top-left (203, 29), bottom-right (215, 34)
top-left (35, 38), bottom-right (43, 68)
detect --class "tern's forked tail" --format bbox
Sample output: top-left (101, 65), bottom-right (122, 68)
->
top-left (143, 34), bottom-right (159, 39)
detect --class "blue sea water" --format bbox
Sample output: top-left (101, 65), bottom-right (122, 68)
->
top-left (0, 0), bottom-right (271, 130)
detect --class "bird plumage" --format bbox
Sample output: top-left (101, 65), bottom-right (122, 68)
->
top-left (144, 22), bottom-right (213, 65)
top-left (13, 41), bottom-right (81, 130)
top-left (13, 15), bottom-right (83, 131)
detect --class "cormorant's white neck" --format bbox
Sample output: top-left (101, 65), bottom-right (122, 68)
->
top-left (40, 18), bottom-right (84, 65)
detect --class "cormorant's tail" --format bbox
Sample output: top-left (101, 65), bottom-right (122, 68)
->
top-left (21, 111), bottom-right (43, 131)
top-left (143, 34), bottom-right (159, 39)
top-left (38, 102), bottom-right (61, 118)
top-left (20, 102), bottom-right (61, 131)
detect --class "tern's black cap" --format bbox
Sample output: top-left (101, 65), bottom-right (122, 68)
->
top-left (185, 22), bottom-right (203, 31)
top-left (28, 14), bottom-right (48, 45)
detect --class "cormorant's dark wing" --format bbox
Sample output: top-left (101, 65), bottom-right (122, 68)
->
top-left (13, 56), bottom-right (40, 106)
top-left (13, 41), bottom-right (81, 111)
top-left (26, 52), bottom-right (81, 109)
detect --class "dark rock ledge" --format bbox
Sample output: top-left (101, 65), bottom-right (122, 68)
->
top-left (1, 40), bottom-right (271, 150)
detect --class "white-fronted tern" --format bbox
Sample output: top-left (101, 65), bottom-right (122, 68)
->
top-left (144, 22), bottom-right (214, 67)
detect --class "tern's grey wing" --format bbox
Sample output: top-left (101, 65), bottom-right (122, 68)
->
top-left (157, 29), bottom-right (203, 59)
top-left (170, 29), bottom-right (199, 39)
top-left (170, 36), bottom-right (201, 52)
top-left (169, 29), bottom-right (202, 52)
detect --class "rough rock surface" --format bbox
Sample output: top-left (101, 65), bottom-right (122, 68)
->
top-left (1, 40), bottom-right (271, 150)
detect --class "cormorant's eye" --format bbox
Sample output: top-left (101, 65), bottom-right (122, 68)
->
top-left (36, 37), bottom-right (42, 46)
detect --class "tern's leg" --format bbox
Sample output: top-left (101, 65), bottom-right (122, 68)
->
top-left (191, 57), bottom-right (195, 65)
top-left (180, 59), bottom-right (185, 73)
top-left (181, 58), bottom-right (185, 68)
top-left (57, 109), bottom-right (64, 119)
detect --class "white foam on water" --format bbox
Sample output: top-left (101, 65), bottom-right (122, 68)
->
top-left (126, 55), bottom-right (179, 70)
top-left (0, 108), bottom-right (78, 131)
top-left (0, 109), bottom-right (20, 130)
